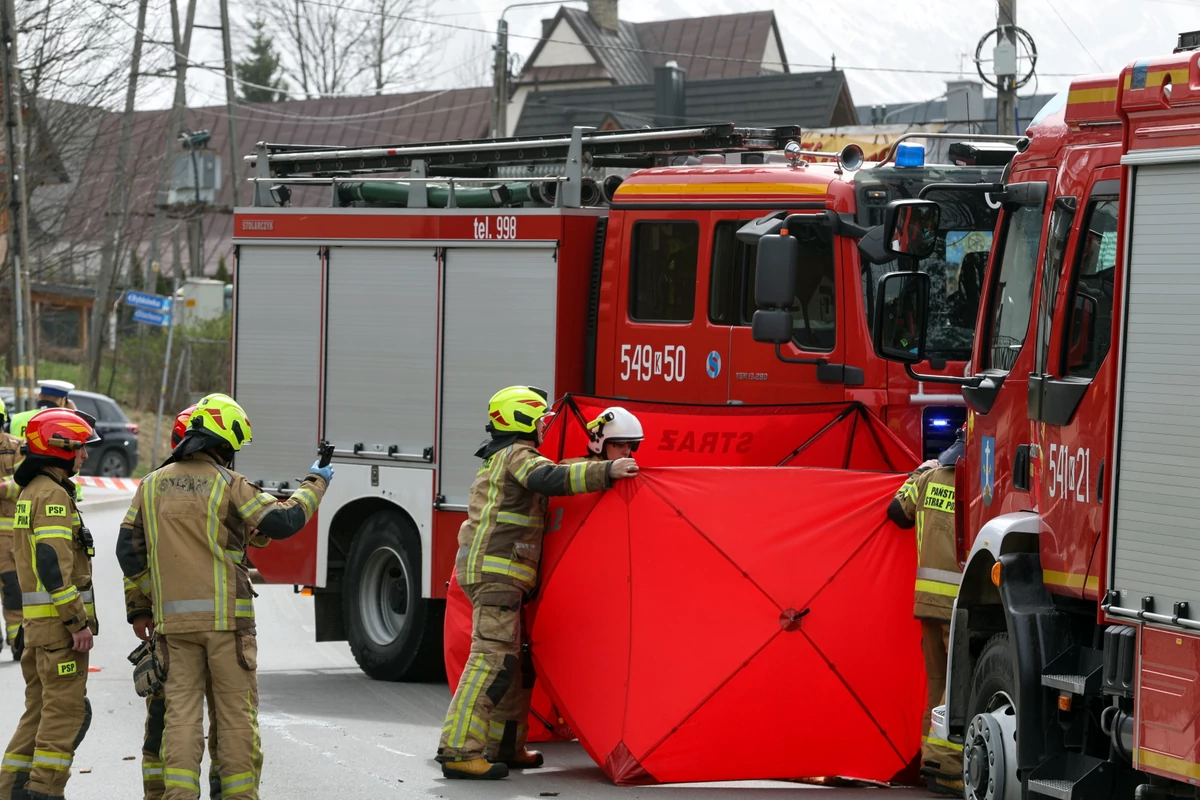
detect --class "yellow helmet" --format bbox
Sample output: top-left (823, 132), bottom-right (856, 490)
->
top-left (188, 393), bottom-right (253, 451)
top-left (487, 386), bottom-right (549, 434)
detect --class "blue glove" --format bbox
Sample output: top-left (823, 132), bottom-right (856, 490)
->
top-left (310, 460), bottom-right (334, 484)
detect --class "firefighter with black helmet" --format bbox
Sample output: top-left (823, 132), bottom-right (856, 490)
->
top-left (0, 407), bottom-right (100, 800)
top-left (887, 424), bottom-right (965, 796)
top-left (0, 396), bottom-right (24, 658)
top-left (437, 387), bottom-right (639, 780)
top-left (118, 393), bottom-right (332, 799)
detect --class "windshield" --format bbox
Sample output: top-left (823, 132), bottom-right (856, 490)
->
top-left (862, 189), bottom-right (999, 360)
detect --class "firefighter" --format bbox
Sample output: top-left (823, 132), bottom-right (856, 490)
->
top-left (437, 386), bottom-right (639, 780)
top-left (118, 393), bottom-right (332, 800)
top-left (887, 425), bottom-right (965, 796)
top-left (0, 407), bottom-right (100, 800)
top-left (579, 407), bottom-right (644, 462)
top-left (7, 381), bottom-right (75, 440)
top-left (137, 404), bottom-right (232, 800)
top-left (0, 396), bottom-right (24, 659)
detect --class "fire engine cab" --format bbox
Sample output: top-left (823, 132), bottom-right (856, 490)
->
top-left (231, 123), bottom-right (1017, 681)
top-left (870, 32), bottom-right (1200, 800)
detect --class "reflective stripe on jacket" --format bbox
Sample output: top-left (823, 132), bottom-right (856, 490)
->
top-left (457, 441), bottom-right (610, 592)
top-left (893, 465), bottom-right (961, 621)
top-left (13, 470), bottom-right (95, 648)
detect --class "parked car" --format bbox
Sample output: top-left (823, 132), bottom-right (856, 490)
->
top-left (0, 387), bottom-right (139, 477)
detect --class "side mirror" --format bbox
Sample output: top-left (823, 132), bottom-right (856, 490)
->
top-left (751, 309), bottom-right (794, 344)
top-left (753, 233), bottom-right (798, 308)
top-left (872, 271), bottom-right (930, 364)
top-left (883, 199), bottom-right (940, 260)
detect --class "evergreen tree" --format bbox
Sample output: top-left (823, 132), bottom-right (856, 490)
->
top-left (237, 17), bottom-right (288, 103)
top-left (216, 255), bottom-right (231, 284)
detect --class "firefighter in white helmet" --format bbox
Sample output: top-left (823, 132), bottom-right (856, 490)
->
top-left (583, 407), bottom-right (644, 461)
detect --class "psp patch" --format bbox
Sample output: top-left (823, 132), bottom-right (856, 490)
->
top-left (57, 660), bottom-right (77, 677)
top-left (44, 504), bottom-right (67, 518)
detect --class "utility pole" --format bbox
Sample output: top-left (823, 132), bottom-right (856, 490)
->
top-left (86, 0), bottom-right (148, 390)
top-left (492, 17), bottom-right (508, 138)
top-left (0, 0), bottom-right (33, 411)
top-left (995, 0), bottom-right (1018, 135)
top-left (144, 0), bottom-right (196, 296)
top-left (218, 0), bottom-right (241, 206)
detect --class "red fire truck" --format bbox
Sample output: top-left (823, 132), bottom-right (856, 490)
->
top-left (231, 123), bottom-right (1016, 681)
top-left (867, 32), bottom-right (1200, 800)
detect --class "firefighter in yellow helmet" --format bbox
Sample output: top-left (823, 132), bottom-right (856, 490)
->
top-left (0, 396), bottom-right (24, 658)
top-left (887, 425), bottom-right (964, 796)
top-left (437, 387), bottom-right (639, 780)
top-left (117, 393), bottom-right (332, 800)
top-left (0, 407), bottom-right (100, 800)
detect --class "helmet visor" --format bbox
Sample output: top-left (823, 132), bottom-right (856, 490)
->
top-left (72, 410), bottom-right (103, 445)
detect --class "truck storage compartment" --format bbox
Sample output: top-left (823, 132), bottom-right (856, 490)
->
top-left (1110, 161), bottom-right (1200, 622)
top-left (438, 245), bottom-right (559, 509)
top-left (324, 246), bottom-right (438, 461)
top-left (233, 244), bottom-right (323, 489)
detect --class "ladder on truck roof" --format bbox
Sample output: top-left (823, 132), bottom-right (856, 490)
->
top-left (244, 123), bottom-right (801, 209)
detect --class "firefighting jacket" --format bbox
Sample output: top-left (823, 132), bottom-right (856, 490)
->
top-left (0, 431), bottom-right (20, 535)
top-left (10, 468), bottom-right (96, 648)
top-left (890, 464), bottom-right (960, 621)
top-left (117, 452), bottom-right (327, 634)
top-left (457, 441), bottom-right (610, 592)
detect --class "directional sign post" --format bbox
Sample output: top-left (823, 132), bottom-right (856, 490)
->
top-left (131, 308), bottom-right (171, 327)
top-left (124, 290), bottom-right (172, 313)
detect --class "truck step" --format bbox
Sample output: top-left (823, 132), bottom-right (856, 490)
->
top-left (1028, 752), bottom-right (1113, 800)
top-left (1041, 645), bottom-right (1104, 696)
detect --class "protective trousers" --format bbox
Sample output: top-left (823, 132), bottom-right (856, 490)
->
top-left (920, 620), bottom-right (962, 778)
top-left (161, 631), bottom-right (261, 800)
top-left (0, 643), bottom-right (91, 799)
top-left (144, 679), bottom-right (222, 799)
top-left (438, 583), bottom-right (532, 763)
top-left (0, 529), bottom-right (21, 647)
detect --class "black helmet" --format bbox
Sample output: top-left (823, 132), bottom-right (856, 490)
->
top-left (937, 424), bottom-right (966, 467)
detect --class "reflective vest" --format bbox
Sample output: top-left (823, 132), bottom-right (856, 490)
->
top-left (894, 465), bottom-right (961, 620)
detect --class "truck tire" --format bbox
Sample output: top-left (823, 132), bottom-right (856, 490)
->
top-left (964, 633), bottom-right (1020, 800)
top-left (343, 509), bottom-right (445, 682)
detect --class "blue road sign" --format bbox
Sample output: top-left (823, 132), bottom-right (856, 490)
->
top-left (125, 290), bottom-right (171, 312)
top-left (132, 308), bottom-right (171, 327)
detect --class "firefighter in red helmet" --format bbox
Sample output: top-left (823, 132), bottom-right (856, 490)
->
top-left (888, 425), bottom-right (965, 796)
top-left (0, 408), bottom-right (100, 800)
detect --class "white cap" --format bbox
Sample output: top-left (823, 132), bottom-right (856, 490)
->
top-left (37, 380), bottom-right (74, 398)
top-left (586, 407), bottom-right (644, 455)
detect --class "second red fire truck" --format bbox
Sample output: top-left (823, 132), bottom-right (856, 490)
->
top-left (867, 31), bottom-right (1200, 800)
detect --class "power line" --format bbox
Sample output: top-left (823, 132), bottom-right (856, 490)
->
top-left (1045, 0), bottom-right (1104, 72)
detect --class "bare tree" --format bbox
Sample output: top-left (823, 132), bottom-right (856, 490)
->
top-left (452, 31), bottom-right (493, 89)
top-left (257, 0), bottom-right (445, 98)
top-left (361, 0), bottom-right (441, 95)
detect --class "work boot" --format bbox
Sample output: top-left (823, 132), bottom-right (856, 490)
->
top-left (926, 775), bottom-right (964, 796)
top-left (442, 758), bottom-right (509, 781)
top-left (504, 748), bottom-right (544, 769)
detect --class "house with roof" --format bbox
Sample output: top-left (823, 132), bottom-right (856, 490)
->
top-left (509, 0), bottom-right (798, 135)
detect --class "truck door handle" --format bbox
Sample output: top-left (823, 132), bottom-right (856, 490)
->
top-left (1013, 444), bottom-right (1031, 491)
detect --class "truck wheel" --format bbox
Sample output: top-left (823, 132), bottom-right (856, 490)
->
top-left (964, 633), bottom-right (1020, 800)
top-left (343, 509), bottom-right (445, 682)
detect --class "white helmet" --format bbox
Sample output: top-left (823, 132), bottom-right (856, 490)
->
top-left (586, 407), bottom-right (644, 455)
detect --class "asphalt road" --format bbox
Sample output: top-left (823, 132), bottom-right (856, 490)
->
top-left (0, 495), bottom-right (929, 799)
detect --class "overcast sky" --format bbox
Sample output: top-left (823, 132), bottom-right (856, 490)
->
top-left (144, 0), bottom-right (1200, 112)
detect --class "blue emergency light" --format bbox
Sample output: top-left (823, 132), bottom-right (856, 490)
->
top-left (929, 418), bottom-right (951, 428)
top-left (896, 142), bottom-right (926, 168)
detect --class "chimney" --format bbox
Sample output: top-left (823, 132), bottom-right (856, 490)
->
top-left (654, 61), bottom-right (686, 127)
top-left (541, 17), bottom-right (554, 39)
top-left (945, 80), bottom-right (984, 125)
top-left (587, 0), bottom-right (619, 33)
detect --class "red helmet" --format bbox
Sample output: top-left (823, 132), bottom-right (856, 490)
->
top-left (172, 404), bottom-right (199, 447)
top-left (25, 408), bottom-right (100, 460)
